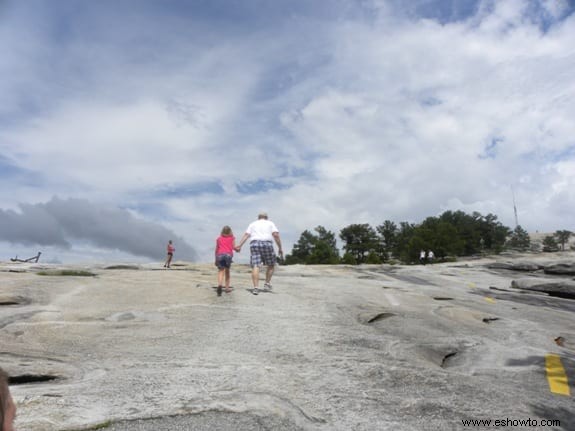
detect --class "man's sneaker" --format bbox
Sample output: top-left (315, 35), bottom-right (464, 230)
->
top-left (252, 288), bottom-right (259, 295)
top-left (263, 282), bottom-right (272, 291)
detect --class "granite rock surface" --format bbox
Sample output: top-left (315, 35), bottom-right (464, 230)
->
top-left (1, 253), bottom-right (574, 431)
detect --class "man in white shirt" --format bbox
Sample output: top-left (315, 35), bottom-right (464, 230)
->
top-left (236, 212), bottom-right (283, 295)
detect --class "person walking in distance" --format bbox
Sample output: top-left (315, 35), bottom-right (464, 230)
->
top-left (215, 226), bottom-right (236, 296)
top-left (0, 367), bottom-right (16, 431)
top-left (164, 240), bottom-right (175, 268)
top-left (235, 212), bottom-right (283, 295)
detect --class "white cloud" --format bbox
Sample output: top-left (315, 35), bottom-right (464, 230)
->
top-left (0, 1), bottom-right (574, 262)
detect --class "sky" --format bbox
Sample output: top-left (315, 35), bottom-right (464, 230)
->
top-left (0, 0), bottom-right (574, 264)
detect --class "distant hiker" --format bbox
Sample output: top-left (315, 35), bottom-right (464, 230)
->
top-left (164, 240), bottom-right (175, 268)
top-left (419, 249), bottom-right (426, 265)
top-left (235, 212), bottom-right (283, 295)
top-left (427, 250), bottom-right (435, 263)
top-left (0, 367), bottom-right (16, 431)
top-left (215, 226), bottom-right (236, 296)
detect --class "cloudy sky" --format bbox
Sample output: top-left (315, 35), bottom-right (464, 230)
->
top-left (1, 0), bottom-right (574, 264)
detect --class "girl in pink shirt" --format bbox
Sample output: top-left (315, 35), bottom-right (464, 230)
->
top-left (215, 226), bottom-right (236, 296)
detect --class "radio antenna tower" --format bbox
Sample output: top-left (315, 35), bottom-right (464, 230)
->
top-left (511, 186), bottom-right (519, 228)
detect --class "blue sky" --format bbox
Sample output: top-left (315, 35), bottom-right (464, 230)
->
top-left (1, 0), bottom-right (574, 263)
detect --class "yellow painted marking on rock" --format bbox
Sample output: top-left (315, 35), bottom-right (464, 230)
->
top-left (468, 282), bottom-right (476, 288)
top-left (546, 354), bottom-right (571, 396)
top-left (484, 296), bottom-right (496, 303)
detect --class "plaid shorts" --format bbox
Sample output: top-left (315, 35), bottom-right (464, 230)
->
top-left (250, 241), bottom-right (276, 267)
top-left (216, 254), bottom-right (233, 269)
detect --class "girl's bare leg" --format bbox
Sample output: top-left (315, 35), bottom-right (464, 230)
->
top-left (225, 268), bottom-right (231, 291)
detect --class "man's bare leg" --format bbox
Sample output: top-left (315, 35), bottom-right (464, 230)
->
top-left (265, 265), bottom-right (274, 284)
top-left (251, 266), bottom-right (260, 288)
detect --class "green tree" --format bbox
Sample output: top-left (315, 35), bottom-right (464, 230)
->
top-left (554, 230), bottom-right (573, 251)
top-left (393, 222), bottom-right (416, 263)
top-left (284, 229), bottom-right (315, 264)
top-left (376, 220), bottom-right (398, 260)
top-left (438, 210), bottom-right (481, 255)
top-left (506, 225), bottom-right (531, 251)
top-left (365, 251), bottom-right (383, 264)
top-left (308, 226), bottom-right (340, 264)
top-left (339, 223), bottom-right (378, 264)
top-left (431, 221), bottom-right (464, 259)
top-left (285, 226), bottom-right (340, 264)
top-left (475, 213), bottom-right (509, 253)
top-left (341, 252), bottom-right (357, 265)
top-left (542, 235), bottom-right (559, 252)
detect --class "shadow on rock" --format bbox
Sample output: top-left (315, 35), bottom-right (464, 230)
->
top-left (530, 404), bottom-right (575, 431)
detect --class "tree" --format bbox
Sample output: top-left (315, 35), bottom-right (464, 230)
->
top-left (284, 226), bottom-right (339, 264)
top-left (393, 222), bottom-right (416, 262)
top-left (506, 225), bottom-right (531, 251)
top-left (289, 210), bottom-right (515, 265)
top-left (430, 221), bottom-right (464, 259)
top-left (365, 251), bottom-right (383, 264)
top-left (284, 229), bottom-right (315, 264)
top-left (341, 252), bottom-right (357, 265)
top-left (542, 235), bottom-right (559, 252)
top-left (475, 213), bottom-right (509, 253)
top-left (339, 224), bottom-right (379, 264)
top-left (376, 220), bottom-right (398, 260)
top-left (308, 226), bottom-right (340, 264)
top-left (438, 210), bottom-right (482, 255)
top-left (554, 230), bottom-right (573, 251)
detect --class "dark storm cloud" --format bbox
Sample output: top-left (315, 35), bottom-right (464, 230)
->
top-left (0, 197), bottom-right (197, 260)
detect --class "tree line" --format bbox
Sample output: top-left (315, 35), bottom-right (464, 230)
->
top-left (284, 210), bottom-right (573, 265)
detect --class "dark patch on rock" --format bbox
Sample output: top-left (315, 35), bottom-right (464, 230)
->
top-left (482, 317), bottom-right (500, 324)
top-left (9, 374), bottom-right (61, 385)
top-left (386, 273), bottom-right (436, 286)
top-left (511, 278), bottom-right (575, 300)
top-left (104, 265), bottom-right (140, 270)
top-left (417, 345), bottom-right (461, 368)
top-left (358, 311), bottom-right (396, 324)
top-left (543, 262), bottom-right (575, 276)
top-left (486, 262), bottom-right (543, 272)
top-left (0, 296), bottom-right (29, 306)
top-left (546, 291), bottom-right (575, 300)
top-left (441, 351), bottom-right (458, 368)
top-left (433, 297), bottom-right (454, 301)
top-left (489, 286), bottom-right (512, 292)
top-left (367, 312), bottom-right (396, 323)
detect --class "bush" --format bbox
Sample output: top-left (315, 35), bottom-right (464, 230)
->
top-left (340, 253), bottom-right (357, 265)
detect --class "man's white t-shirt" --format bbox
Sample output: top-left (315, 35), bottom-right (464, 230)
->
top-left (246, 219), bottom-right (279, 242)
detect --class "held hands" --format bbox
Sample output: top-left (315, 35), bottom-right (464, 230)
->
top-left (234, 246), bottom-right (241, 252)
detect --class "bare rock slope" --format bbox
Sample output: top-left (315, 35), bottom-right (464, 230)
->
top-left (1, 253), bottom-right (574, 430)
